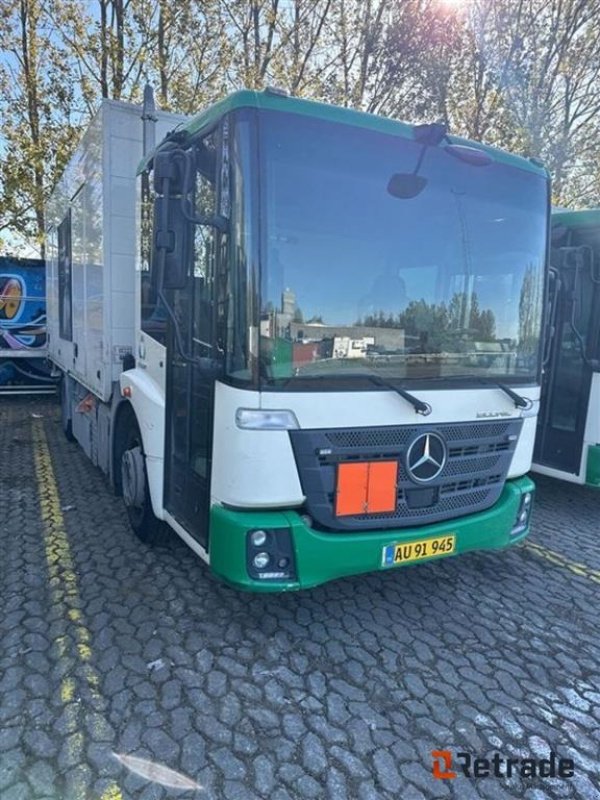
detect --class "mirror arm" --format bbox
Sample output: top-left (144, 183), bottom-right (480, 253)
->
top-left (171, 147), bottom-right (229, 232)
top-left (154, 170), bottom-right (201, 367)
top-left (153, 152), bottom-right (225, 372)
top-left (179, 204), bottom-right (228, 231)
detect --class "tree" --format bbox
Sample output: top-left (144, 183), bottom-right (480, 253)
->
top-left (0, 0), bottom-right (78, 254)
top-left (446, 0), bottom-right (600, 204)
top-left (3, 0), bottom-right (600, 255)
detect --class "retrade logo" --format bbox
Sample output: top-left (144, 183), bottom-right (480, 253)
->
top-left (431, 750), bottom-right (575, 780)
top-left (406, 432), bottom-right (447, 483)
top-left (432, 750), bottom-right (456, 779)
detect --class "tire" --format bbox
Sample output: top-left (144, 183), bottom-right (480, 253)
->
top-left (115, 410), bottom-right (169, 546)
top-left (60, 377), bottom-right (75, 442)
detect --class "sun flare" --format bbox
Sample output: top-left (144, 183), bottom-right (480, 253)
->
top-left (439, 0), bottom-right (470, 8)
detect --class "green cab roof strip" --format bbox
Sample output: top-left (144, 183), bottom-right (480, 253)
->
top-left (137, 89), bottom-right (549, 179)
top-left (552, 208), bottom-right (600, 229)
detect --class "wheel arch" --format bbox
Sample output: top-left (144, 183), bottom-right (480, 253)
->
top-left (115, 368), bottom-right (166, 518)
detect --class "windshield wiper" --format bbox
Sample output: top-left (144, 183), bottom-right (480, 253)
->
top-left (365, 374), bottom-right (432, 416)
top-left (492, 382), bottom-right (533, 410)
top-left (272, 372), bottom-right (432, 415)
top-left (417, 375), bottom-right (533, 410)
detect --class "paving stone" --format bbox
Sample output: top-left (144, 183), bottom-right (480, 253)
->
top-left (209, 747), bottom-right (247, 780)
top-left (2, 400), bottom-right (600, 800)
top-left (253, 754), bottom-right (276, 797)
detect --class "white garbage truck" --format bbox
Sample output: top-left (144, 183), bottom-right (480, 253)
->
top-left (46, 87), bottom-right (549, 591)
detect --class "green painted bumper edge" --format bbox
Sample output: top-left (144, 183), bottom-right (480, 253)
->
top-left (209, 476), bottom-right (535, 592)
top-left (585, 444), bottom-right (600, 488)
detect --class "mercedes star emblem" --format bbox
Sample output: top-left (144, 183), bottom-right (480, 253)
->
top-left (406, 432), bottom-right (447, 483)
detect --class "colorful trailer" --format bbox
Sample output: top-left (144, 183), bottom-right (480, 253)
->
top-left (0, 256), bottom-right (56, 393)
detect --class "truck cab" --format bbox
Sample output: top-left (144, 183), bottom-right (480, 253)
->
top-left (48, 90), bottom-right (550, 591)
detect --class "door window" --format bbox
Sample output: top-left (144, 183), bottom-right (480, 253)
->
top-left (140, 169), bottom-right (166, 344)
top-left (190, 132), bottom-right (218, 480)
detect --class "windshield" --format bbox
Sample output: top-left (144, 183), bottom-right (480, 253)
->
top-left (258, 111), bottom-right (548, 388)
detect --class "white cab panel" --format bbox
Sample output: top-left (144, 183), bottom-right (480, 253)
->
top-left (211, 382), bottom-right (305, 508)
top-left (210, 383), bottom-right (540, 508)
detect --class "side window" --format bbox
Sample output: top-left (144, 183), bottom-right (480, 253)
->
top-left (58, 211), bottom-right (72, 341)
top-left (140, 169), bottom-right (166, 343)
top-left (192, 132), bottom-right (218, 355)
top-left (225, 112), bottom-right (257, 382)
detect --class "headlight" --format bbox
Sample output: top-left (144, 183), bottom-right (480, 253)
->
top-left (236, 408), bottom-right (300, 430)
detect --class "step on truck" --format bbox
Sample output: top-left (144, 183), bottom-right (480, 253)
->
top-left (46, 87), bottom-right (550, 591)
top-left (533, 208), bottom-right (600, 487)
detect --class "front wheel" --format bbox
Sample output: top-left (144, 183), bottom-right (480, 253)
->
top-left (118, 420), bottom-right (169, 546)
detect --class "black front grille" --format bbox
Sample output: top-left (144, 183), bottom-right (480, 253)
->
top-left (289, 419), bottom-right (523, 532)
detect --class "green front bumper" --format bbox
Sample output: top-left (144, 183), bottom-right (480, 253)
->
top-left (585, 444), bottom-right (600, 488)
top-left (209, 476), bottom-right (535, 592)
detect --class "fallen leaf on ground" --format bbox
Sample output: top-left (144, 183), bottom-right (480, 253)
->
top-left (113, 753), bottom-right (202, 791)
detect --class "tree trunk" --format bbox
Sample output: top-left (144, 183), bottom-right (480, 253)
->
top-left (19, 0), bottom-right (45, 255)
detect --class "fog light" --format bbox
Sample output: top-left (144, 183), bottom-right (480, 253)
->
top-left (253, 552), bottom-right (270, 569)
top-left (251, 530), bottom-right (268, 547)
top-left (510, 489), bottom-right (534, 537)
top-left (246, 527), bottom-right (297, 581)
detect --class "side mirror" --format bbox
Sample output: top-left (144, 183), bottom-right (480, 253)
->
top-left (153, 149), bottom-right (187, 195)
top-left (387, 173), bottom-right (428, 199)
top-left (153, 195), bottom-right (191, 290)
top-left (152, 148), bottom-right (192, 291)
top-left (152, 144), bottom-right (228, 292)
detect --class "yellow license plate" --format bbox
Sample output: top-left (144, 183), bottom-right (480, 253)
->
top-left (382, 535), bottom-right (456, 567)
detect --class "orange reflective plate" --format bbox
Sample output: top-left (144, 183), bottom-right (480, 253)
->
top-left (335, 462), bottom-right (369, 516)
top-left (366, 461), bottom-right (398, 513)
top-left (335, 461), bottom-right (398, 517)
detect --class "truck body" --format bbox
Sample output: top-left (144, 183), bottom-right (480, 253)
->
top-left (46, 99), bottom-right (185, 462)
top-left (47, 90), bottom-right (550, 591)
top-left (532, 208), bottom-right (600, 487)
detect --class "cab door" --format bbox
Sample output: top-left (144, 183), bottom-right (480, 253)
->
top-left (163, 127), bottom-right (224, 546)
top-left (535, 237), bottom-right (598, 475)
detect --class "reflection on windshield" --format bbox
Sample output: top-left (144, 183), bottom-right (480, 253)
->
top-left (259, 111), bottom-right (548, 384)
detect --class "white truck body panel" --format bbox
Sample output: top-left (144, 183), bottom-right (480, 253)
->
top-left (119, 371), bottom-right (540, 512)
top-left (46, 99), bottom-right (185, 402)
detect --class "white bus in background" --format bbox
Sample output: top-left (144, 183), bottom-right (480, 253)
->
top-left (532, 208), bottom-right (600, 487)
top-left (46, 87), bottom-right (549, 591)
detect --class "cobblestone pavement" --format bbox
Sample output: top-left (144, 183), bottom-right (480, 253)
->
top-left (1, 397), bottom-right (599, 800)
